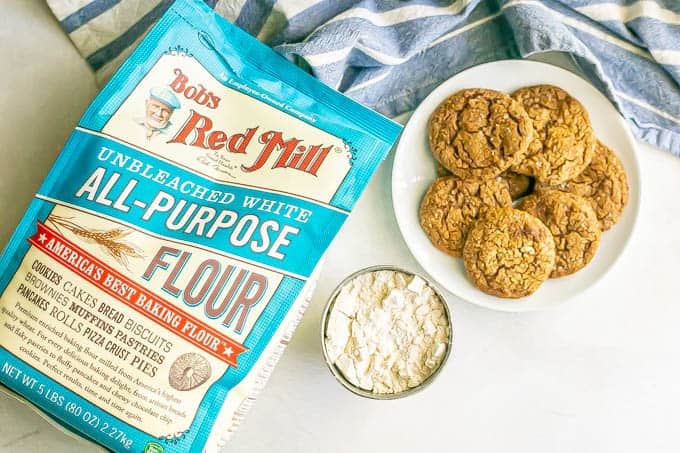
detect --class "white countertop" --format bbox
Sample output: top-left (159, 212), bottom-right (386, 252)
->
top-left (2, 1), bottom-right (680, 452)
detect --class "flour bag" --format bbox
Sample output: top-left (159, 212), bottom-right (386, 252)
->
top-left (0, 1), bottom-right (401, 451)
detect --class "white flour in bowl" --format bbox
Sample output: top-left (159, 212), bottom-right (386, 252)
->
top-left (325, 270), bottom-right (449, 394)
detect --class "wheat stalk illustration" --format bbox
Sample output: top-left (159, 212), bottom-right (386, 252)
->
top-left (47, 215), bottom-right (144, 269)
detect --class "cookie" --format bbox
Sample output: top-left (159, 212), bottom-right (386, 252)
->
top-left (420, 176), bottom-right (512, 257)
top-left (169, 353), bottom-right (212, 391)
top-left (463, 208), bottom-right (555, 298)
top-left (511, 85), bottom-right (595, 185)
top-left (519, 191), bottom-right (601, 277)
top-left (501, 171), bottom-right (533, 200)
top-left (429, 88), bottom-right (534, 180)
top-left (539, 140), bottom-right (628, 231)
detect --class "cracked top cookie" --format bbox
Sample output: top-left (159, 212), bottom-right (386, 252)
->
top-left (519, 191), bottom-right (601, 278)
top-left (539, 140), bottom-right (629, 231)
top-left (429, 88), bottom-right (534, 180)
top-left (420, 176), bottom-right (512, 257)
top-left (463, 208), bottom-right (555, 298)
top-left (511, 85), bottom-right (595, 185)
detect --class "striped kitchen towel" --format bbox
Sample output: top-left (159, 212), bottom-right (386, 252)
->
top-left (47, 0), bottom-right (680, 155)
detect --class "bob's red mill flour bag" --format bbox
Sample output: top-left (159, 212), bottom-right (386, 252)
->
top-left (0, 0), bottom-right (401, 451)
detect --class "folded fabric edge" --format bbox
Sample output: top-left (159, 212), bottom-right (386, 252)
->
top-left (629, 122), bottom-right (680, 157)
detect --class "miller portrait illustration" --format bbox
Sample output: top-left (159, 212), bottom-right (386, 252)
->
top-left (136, 86), bottom-right (181, 140)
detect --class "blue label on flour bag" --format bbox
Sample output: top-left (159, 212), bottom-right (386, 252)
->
top-left (0, 1), bottom-right (401, 451)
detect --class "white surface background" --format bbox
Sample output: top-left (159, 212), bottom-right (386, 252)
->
top-left (1, 0), bottom-right (680, 452)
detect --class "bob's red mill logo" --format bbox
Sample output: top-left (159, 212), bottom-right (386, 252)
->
top-left (161, 68), bottom-right (336, 176)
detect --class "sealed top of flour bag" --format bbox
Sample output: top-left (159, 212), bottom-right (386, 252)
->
top-left (0, 1), bottom-right (401, 452)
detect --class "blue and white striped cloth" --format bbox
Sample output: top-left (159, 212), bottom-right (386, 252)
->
top-left (47, 0), bottom-right (680, 155)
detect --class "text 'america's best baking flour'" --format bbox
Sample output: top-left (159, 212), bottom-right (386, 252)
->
top-left (0, 1), bottom-right (401, 451)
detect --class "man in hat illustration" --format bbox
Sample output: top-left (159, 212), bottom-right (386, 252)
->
top-left (136, 86), bottom-right (181, 140)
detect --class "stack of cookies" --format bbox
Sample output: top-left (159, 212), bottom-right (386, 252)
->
top-left (420, 85), bottom-right (629, 298)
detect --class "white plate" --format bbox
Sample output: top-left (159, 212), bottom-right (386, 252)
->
top-left (392, 60), bottom-right (641, 312)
